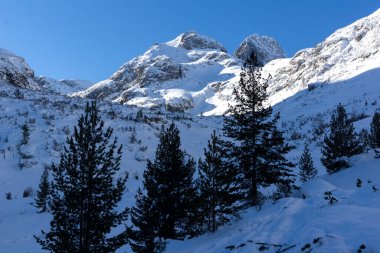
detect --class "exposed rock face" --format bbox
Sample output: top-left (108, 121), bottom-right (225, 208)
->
top-left (235, 34), bottom-right (286, 66)
top-left (0, 48), bottom-right (39, 89)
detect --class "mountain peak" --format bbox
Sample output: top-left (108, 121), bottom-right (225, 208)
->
top-left (235, 34), bottom-right (286, 65)
top-left (166, 31), bottom-right (227, 52)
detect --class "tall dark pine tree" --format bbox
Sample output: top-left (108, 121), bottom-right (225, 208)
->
top-left (34, 166), bottom-right (50, 213)
top-left (370, 111), bottom-right (380, 149)
top-left (197, 131), bottom-right (241, 233)
top-left (298, 144), bottom-right (318, 182)
top-left (130, 122), bottom-right (197, 245)
top-left (223, 53), bottom-right (294, 206)
top-left (35, 102), bottom-right (129, 253)
top-left (321, 104), bottom-right (362, 174)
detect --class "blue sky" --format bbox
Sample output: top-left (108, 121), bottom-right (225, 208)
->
top-left (0, 0), bottom-right (379, 82)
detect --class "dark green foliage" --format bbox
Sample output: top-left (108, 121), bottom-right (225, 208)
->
top-left (356, 178), bottom-right (362, 188)
top-left (359, 129), bottom-right (371, 152)
top-left (223, 58), bottom-right (295, 206)
top-left (298, 144), bottom-right (318, 182)
top-left (129, 188), bottom-right (166, 253)
top-left (35, 102), bottom-right (129, 253)
top-left (324, 191), bottom-right (338, 205)
top-left (6, 192), bottom-right (12, 200)
top-left (34, 166), bottom-right (50, 213)
top-left (370, 111), bottom-right (380, 149)
top-left (262, 128), bottom-right (296, 199)
top-left (130, 122), bottom-right (197, 251)
top-left (197, 131), bottom-right (241, 233)
top-left (21, 122), bottom-right (30, 145)
top-left (321, 104), bottom-right (362, 174)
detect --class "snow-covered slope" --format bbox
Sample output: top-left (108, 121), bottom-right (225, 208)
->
top-left (74, 31), bottom-right (284, 115)
top-left (166, 153), bottom-right (380, 253)
top-left (0, 7), bottom-right (380, 253)
top-left (264, 8), bottom-right (380, 106)
top-left (36, 76), bottom-right (93, 95)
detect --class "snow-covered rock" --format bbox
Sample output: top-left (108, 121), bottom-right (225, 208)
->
top-left (0, 48), bottom-right (39, 89)
top-left (234, 34), bottom-right (286, 65)
top-left (36, 76), bottom-right (93, 95)
top-left (264, 8), bottom-right (380, 106)
top-left (74, 31), bottom-right (242, 113)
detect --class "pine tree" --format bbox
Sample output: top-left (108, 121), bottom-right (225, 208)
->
top-left (298, 144), bottom-right (318, 182)
top-left (130, 123), bottom-right (197, 243)
top-left (370, 111), bottom-right (380, 149)
top-left (197, 131), bottom-right (241, 233)
top-left (263, 128), bottom-right (296, 198)
top-left (321, 104), bottom-right (362, 174)
top-left (129, 188), bottom-right (166, 253)
top-left (35, 102), bottom-right (129, 253)
top-left (34, 166), bottom-right (50, 213)
top-left (223, 53), bottom-right (295, 206)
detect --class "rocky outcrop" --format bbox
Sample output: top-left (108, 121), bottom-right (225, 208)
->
top-left (235, 34), bottom-right (286, 66)
top-left (0, 48), bottom-right (39, 89)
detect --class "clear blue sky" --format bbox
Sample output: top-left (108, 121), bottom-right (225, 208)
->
top-left (0, 0), bottom-right (379, 82)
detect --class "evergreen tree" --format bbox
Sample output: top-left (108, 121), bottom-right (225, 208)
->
top-left (34, 166), bottom-right (50, 213)
top-left (223, 53), bottom-right (295, 206)
top-left (370, 111), bottom-right (380, 149)
top-left (262, 128), bottom-right (296, 198)
top-left (321, 104), bottom-right (362, 174)
top-left (130, 123), bottom-right (197, 243)
top-left (298, 144), bottom-right (318, 182)
top-left (35, 102), bottom-right (129, 253)
top-left (197, 131), bottom-right (241, 233)
top-left (129, 188), bottom-right (166, 253)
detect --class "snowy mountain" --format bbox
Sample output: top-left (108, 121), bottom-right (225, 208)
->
top-left (264, 8), bottom-right (380, 106)
top-left (74, 31), bottom-right (284, 115)
top-left (0, 7), bottom-right (380, 253)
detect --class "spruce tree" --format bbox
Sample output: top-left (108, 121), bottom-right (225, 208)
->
top-left (34, 166), bottom-right (50, 213)
top-left (262, 128), bottom-right (296, 198)
top-left (321, 104), bottom-right (362, 174)
top-left (197, 131), bottom-right (241, 233)
top-left (35, 102), bottom-right (129, 253)
top-left (129, 188), bottom-right (166, 253)
top-left (298, 144), bottom-right (317, 182)
top-left (370, 111), bottom-right (380, 149)
top-left (223, 53), bottom-right (295, 206)
top-left (130, 122), bottom-right (197, 243)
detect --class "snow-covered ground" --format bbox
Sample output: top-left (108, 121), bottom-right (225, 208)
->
top-left (166, 151), bottom-right (380, 253)
top-left (0, 7), bottom-right (380, 253)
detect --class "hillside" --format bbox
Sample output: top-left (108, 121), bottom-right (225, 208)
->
top-left (0, 7), bottom-right (379, 253)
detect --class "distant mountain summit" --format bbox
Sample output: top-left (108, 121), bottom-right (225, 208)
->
top-left (235, 34), bottom-right (286, 65)
top-left (74, 31), bottom-right (284, 114)
top-left (166, 31), bottom-right (227, 52)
